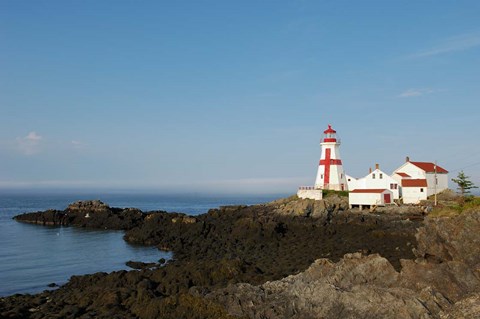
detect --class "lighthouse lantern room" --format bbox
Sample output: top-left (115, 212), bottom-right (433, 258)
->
top-left (314, 125), bottom-right (348, 191)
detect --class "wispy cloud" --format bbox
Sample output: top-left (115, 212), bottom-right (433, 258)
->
top-left (410, 32), bottom-right (480, 58)
top-left (398, 88), bottom-right (437, 98)
top-left (71, 140), bottom-right (88, 149)
top-left (16, 131), bottom-right (43, 155)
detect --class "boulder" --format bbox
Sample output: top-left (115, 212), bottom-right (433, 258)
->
top-left (208, 254), bottom-right (439, 319)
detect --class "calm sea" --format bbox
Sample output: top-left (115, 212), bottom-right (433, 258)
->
top-left (0, 193), bottom-right (282, 297)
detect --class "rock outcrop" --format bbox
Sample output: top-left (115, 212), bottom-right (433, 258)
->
top-left (206, 210), bottom-right (480, 319)
top-left (270, 194), bottom-right (349, 218)
top-left (207, 253), bottom-right (442, 319)
top-left (4, 197), bottom-right (480, 318)
top-left (14, 200), bottom-right (145, 230)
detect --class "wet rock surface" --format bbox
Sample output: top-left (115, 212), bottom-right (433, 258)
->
top-left (3, 197), bottom-right (480, 318)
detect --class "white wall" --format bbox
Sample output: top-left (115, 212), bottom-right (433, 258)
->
top-left (426, 173), bottom-right (449, 196)
top-left (349, 190), bottom-right (392, 206)
top-left (395, 162), bottom-right (426, 179)
top-left (346, 175), bottom-right (359, 190)
top-left (297, 189), bottom-right (323, 200)
top-left (402, 187), bottom-right (427, 204)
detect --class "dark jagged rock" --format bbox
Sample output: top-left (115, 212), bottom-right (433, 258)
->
top-left (5, 197), bottom-right (478, 318)
top-left (14, 200), bottom-right (146, 230)
top-left (126, 261), bottom-right (157, 270)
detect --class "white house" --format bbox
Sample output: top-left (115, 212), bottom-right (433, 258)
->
top-left (346, 164), bottom-right (400, 199)
top-left (400, 179), bottom-right (428, 204)
top-left (349, 189), bottom-right (393, 209)
top-left (393, 157), bottom-right (449, 199)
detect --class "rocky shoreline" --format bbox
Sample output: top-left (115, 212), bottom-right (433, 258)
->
top-left (1, 195), bottom-right (479, 318)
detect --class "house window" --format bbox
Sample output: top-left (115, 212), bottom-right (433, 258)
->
top-left (420, 188), bottom-right (424, 192)
top-left (379, 173), bottom-right (383, 179)
top-left (372, 174), bottom-right (375, 179)
top-left (390, 183), bottom-right (394, 189)
top-left (394, 184), bottom-right (397, 189)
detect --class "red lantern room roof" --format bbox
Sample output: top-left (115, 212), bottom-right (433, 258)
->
top-left (323, 125), bottom-right (336, 134)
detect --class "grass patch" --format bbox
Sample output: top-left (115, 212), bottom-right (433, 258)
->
top-left (429, 195), bottom-right (480, 217)
top-left (322, 189), bottom-right (349, 197)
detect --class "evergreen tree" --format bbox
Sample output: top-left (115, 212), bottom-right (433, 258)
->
top-left (451, 171), bottom-right (478, 196)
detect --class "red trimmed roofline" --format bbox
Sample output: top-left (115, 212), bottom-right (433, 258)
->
top-left (410, 161), bottom-right (448, 174)
top-left (350, 189), bottom-right (388, 193)
top-left (401, 179), bottom-right (428, 187)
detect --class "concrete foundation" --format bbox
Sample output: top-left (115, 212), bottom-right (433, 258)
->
top-left (297, 188), bottom-right (323, 201)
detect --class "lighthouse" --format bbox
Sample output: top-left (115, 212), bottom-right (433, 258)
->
top-left (314, 125), bottom-right (348, 191)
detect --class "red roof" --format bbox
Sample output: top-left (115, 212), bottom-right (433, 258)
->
top-left (401, 179), bottom-right (427, 187)
top-left (350, 189), bottom-right (388, 193)
top-left (410, 161), bottom-right (448, 173)
top-left (323, 124), bottom-right (336, 134)
top-left (395, 172), bottom-right (410, 177)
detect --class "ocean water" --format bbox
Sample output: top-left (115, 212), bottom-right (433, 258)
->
top-left (0, 193), bottom-right (282, 297)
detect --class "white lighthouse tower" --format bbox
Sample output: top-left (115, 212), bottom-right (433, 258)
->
top-left (314, 125), bottom-right (348, 191)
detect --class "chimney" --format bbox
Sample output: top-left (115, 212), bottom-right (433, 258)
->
top-left (375, 163), bottom-right (379, 170)
top-left (406, 156), bottom-right (410, 162)
top-left (369, 167), bottom-right (372, 174)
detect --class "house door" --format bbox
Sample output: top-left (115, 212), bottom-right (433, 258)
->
top-left (384, 194), bottom-right (391, 204)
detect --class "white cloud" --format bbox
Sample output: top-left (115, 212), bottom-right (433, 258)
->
top-left (410, 32), bottom-right (480, 58)
top-left (26, 132), bottom-right (42, 141)
top-left (398, 88), bottom-right (436, 98)
top-left (16, 131), bottom-right (43, 155)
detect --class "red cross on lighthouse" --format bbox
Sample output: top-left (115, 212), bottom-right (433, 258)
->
top-left (314, 125), bottom-right (347, 191)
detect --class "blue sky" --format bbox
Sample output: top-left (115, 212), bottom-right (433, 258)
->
top-left (1, 0), bottom-right (480, 194)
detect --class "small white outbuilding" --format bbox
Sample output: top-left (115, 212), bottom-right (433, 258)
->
top-left (349, 189), bottom-right (393, 209)
top-left (401, 179), bottom-right (428, 204)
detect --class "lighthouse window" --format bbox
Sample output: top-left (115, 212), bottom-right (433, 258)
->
top-left (321, 174), bottom-right (324, 179)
